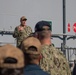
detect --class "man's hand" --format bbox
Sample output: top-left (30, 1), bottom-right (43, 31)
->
top-left (18, 26), bottom-right (24, 31)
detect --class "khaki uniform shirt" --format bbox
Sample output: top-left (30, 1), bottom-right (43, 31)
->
top-left (40, 45), bottom-right (71, 75)
top-left (13, 25), bottom-right (32, 47)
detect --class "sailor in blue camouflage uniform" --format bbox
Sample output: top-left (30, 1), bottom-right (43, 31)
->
top-left (13, 16), bottom-right (32, 48)
top-left (34, 21), bottom-right (71, 75)
top-left (21, 36), bottom-right (50, 75)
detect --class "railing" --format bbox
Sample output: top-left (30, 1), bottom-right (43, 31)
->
top-left (57, 47), bottom-right (76, 63)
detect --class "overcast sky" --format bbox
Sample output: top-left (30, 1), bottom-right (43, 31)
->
top-left (0, 0), bottom-right (76, 60)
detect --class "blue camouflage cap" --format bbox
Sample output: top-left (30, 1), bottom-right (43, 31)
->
top-left (35, 21), bottom-right (51, 32)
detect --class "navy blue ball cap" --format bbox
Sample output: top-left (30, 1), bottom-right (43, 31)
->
top-left (35, 21), bottom-right (51, 32)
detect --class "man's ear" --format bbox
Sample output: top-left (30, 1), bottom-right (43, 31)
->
top-left (39, 53), bottom-right (43, 59)
top-left (34, 32), bottom-right (38, 38)
top-left (38, 53), bottom-right (43, 63)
